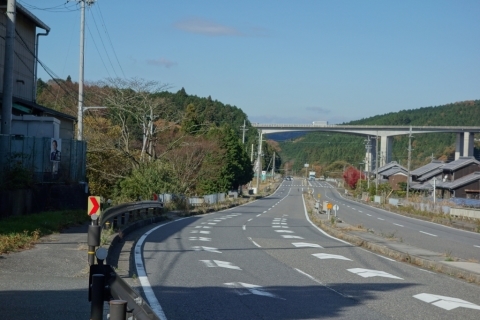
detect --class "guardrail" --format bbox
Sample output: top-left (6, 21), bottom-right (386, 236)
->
top-left (88, 201), bottom-right (164, 320)
top-left (100, 200), bottom-right (164, 229)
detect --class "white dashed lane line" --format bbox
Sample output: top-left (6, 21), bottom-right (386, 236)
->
top-left (377, 218), bottom-right (385, 221)
top-left (366, 214), bottom-right (372, 217)
top-left (393, 223), bottom-right (404, 227)
top-left (419, 231), bottom-right (438, 237)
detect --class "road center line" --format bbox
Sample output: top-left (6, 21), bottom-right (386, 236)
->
top-left (419, 231), bottom-right (438, 237)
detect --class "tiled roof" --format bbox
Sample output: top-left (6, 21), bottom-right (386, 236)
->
top-left (381, 167), bottom-right (407, 177)
top-left (377, 161), bottom-right (407, 174)
top-left (437, 172), bottom-right (480, 190)
top-left (441, 157), bottom-right (480, 171)
top-left (410, 182), bottom-right (433, 191)
top-left (417, 168), bottom-right (444, 182)
top-left (410, 160), bottom-right (444, 176)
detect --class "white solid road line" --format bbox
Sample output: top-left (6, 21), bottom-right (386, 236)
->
top-left (419, 231), bottom-right (438, 237)
top-left (248, 237), bottom-right (261, 248)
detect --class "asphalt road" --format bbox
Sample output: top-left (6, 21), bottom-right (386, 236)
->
top-left (309, 180), bottom-right (480, 261)
top-left (136, 179), bottom-right (480, 319)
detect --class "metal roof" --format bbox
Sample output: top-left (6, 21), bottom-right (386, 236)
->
top-left (16, 2), bottom-right (50, 31)
top-left (441, 157), bottom-right (480, 171)
top-left (437, 172), bottom-right (480, 190)
top-left (410, 160), bottom-right (444, 176)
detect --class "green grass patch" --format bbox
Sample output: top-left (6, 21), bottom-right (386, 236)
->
top-left (0, 210), bottom-right (89, 254)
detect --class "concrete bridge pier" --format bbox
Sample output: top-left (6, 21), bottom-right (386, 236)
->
top-left (380, 136), bottom-right (392, 167)
top-left (455, 132), bottom-right (475, 159)
top-left (364, 136), bottom-right (374, 173)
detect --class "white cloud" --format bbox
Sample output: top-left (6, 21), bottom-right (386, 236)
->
top-left (146, 58), bottom-right (177, 68)
top-left (174, 17), bottom-right (243, 36)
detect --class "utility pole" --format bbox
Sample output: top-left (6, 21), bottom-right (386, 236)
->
top-left (406, 126), bottom-right (413, 200)
top-left (76, 0), bottom-right (95, 141)
top-left (255, 131), bottom-right (263, 192)
top-left (240, 120), bottom-right (248, 144)
top-left (375, 132), bottom-right (379, 195)
top-left (1, 0), bottom-right (16, 135)
top-left (250, 143), bottom-right (254, 162)
top-left (272, 151), bottom-right (275, 181)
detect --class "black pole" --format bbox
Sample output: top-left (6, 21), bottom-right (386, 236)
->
top-left (109, 300), bottom-right (127, 320)
top-left (91, 274), bottom-right (105, 320)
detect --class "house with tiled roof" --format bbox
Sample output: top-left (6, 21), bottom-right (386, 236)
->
top-left (375, 161), bottom-right (408, 191)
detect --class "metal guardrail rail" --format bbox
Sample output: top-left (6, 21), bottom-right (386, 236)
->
top-left (100, 201), bottom-right (164, 229)
top-left (89, 200), bottom-right (164, 320)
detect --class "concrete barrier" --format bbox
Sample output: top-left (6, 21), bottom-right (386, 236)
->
top-left (450, 207), bottom-right (480, 219)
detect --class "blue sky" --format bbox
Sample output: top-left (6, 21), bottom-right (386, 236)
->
top-left (22, 0), bottom-right (480, 124)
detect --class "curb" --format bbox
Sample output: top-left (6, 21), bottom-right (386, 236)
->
top-left (314, 216), bottom-right (480, 285)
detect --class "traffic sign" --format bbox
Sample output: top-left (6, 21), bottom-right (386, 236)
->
top-left (88, 196), bottom-right (101, 216)
top-left (327, 203), bottom-right (333, 210)
top-left (333, 204), bottom-right (339, 211)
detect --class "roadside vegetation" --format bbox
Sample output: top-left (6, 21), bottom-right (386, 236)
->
top-left (0, 210), bottom-right (88, 254)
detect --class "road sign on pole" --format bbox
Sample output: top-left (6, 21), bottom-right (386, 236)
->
top-left (88, 196), bottom-right (101, 216)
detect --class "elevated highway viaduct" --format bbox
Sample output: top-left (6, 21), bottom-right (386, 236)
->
top-left (251, 124), bottom-right (480, 171)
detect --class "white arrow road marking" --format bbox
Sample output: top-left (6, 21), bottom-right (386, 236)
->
top-left (189, 237), bottom-right (211, 241)
top-left (282, 235), bottom-right (304, 239)
top-left (192, 246), bottom-right (222, 253)
top-left (292, 242), bottom-right (323, 248)
top-left (419, 231), bottom-right (437, 237)
top-left (200, 260), bottom-right (241, 270)
top-left (224, 282), bottom-right (284, 299)
top-left (347, 268), bottom-right (403, 280)
top-left (275, 230), bottom-right (294, 233)
top-left (413, 293), bottom-right (480, 311)
top-left (312, 253), bottom-right (352, 261)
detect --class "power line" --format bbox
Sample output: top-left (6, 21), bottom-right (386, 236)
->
top-left (95, 1), bottom-right (126, 78)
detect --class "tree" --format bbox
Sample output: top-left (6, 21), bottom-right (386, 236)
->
top-left (95, 77), bottom-right (176, 166)
top-left (343, 166), bottom-right (361, 189)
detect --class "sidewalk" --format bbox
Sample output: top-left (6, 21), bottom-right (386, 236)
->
top-left (0, 223), bottom-right (91, 320)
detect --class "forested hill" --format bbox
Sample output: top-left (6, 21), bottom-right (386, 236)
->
top-left (276, 100), bottom-right (480, 174)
